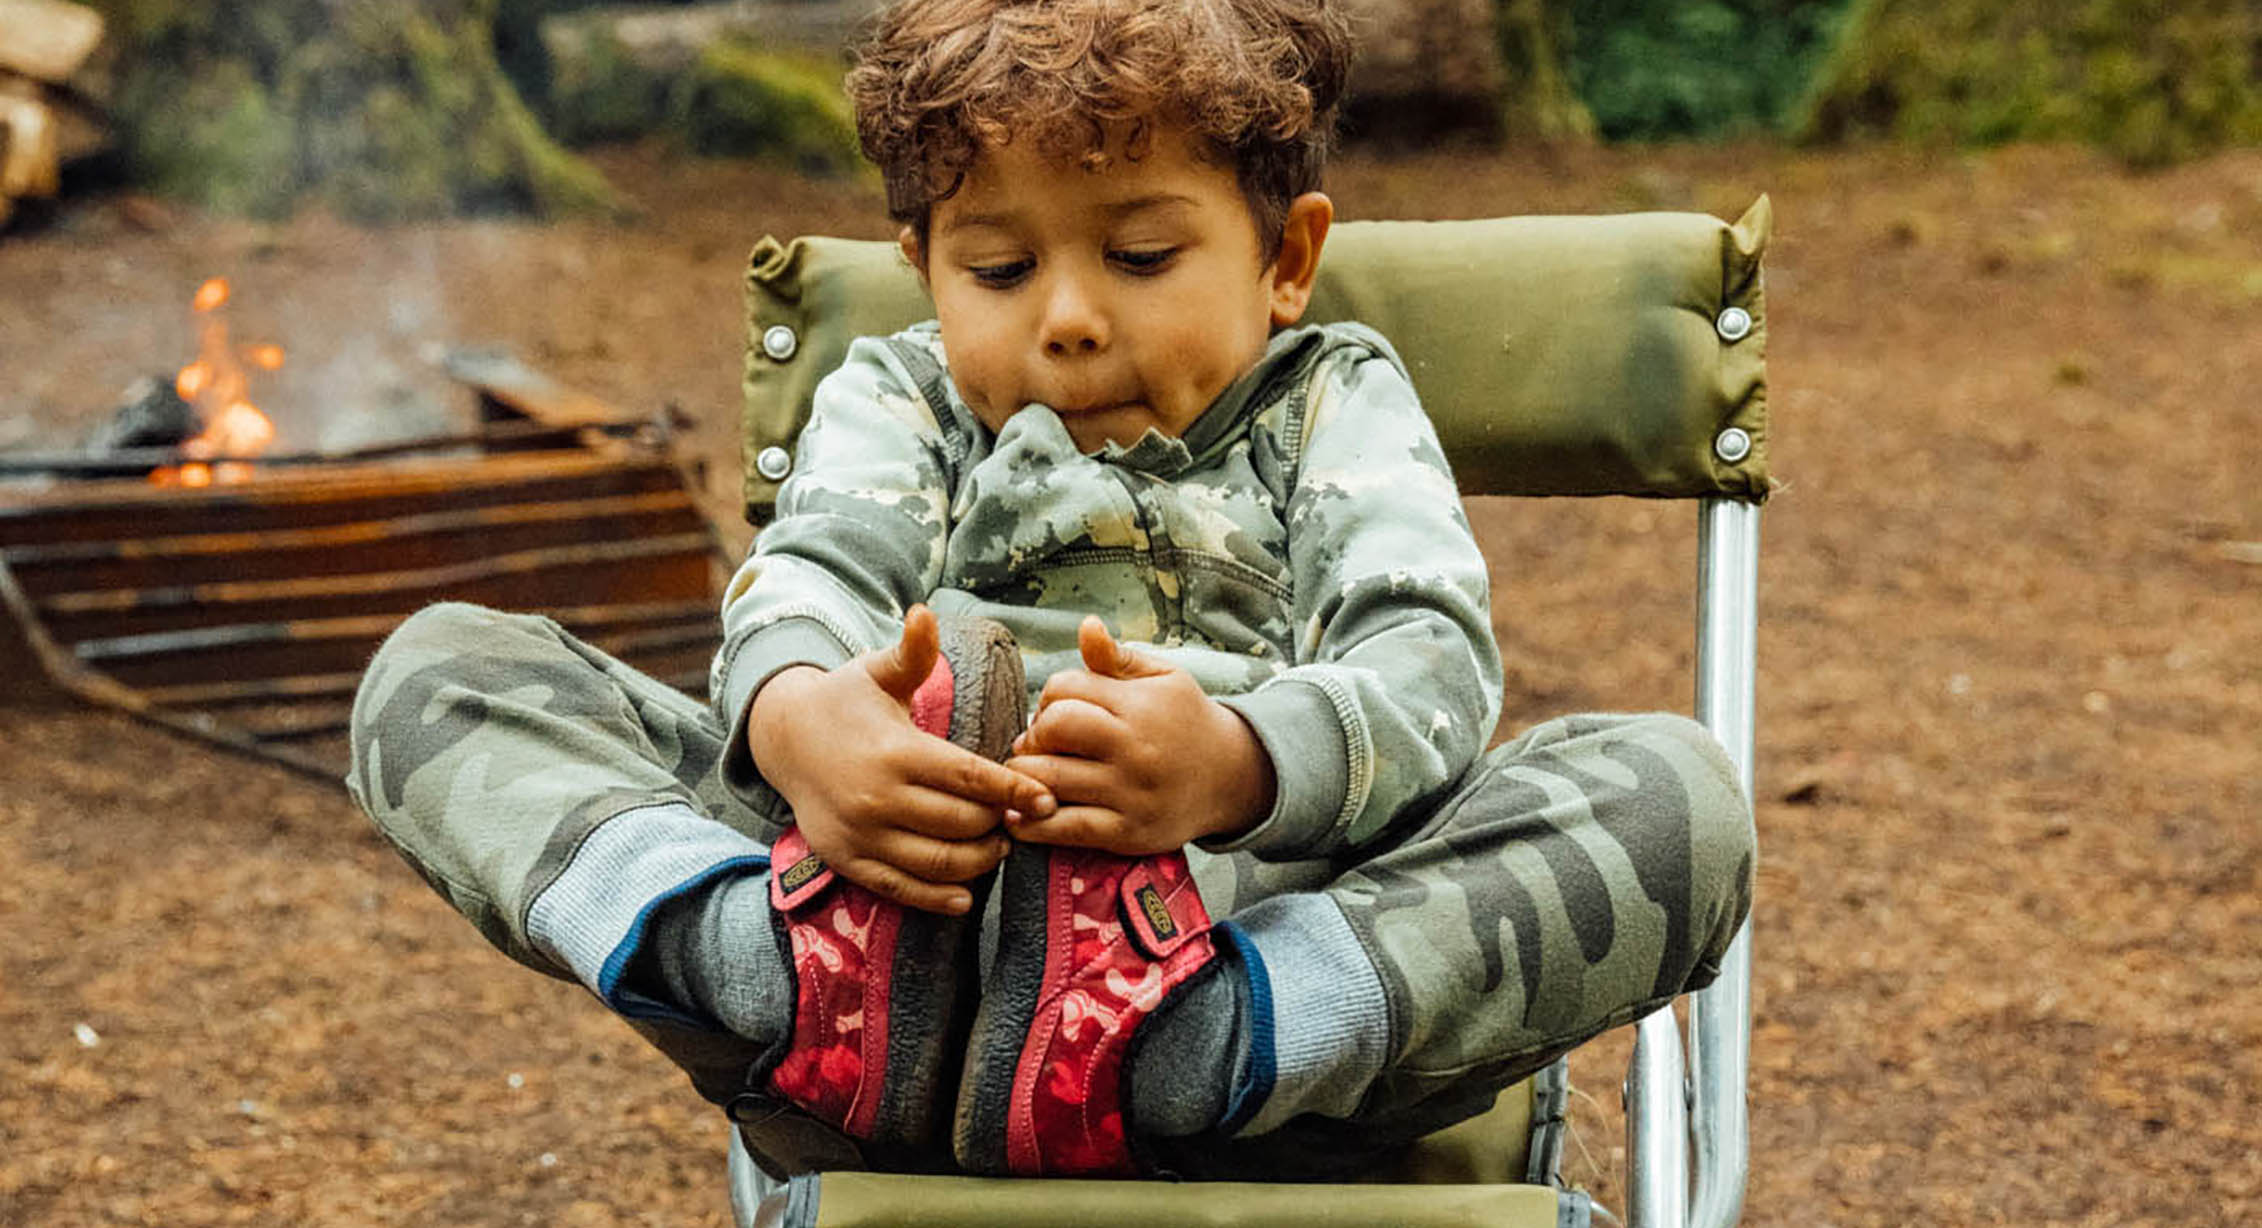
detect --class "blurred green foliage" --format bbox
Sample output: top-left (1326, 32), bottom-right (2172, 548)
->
top-left (673, 45), bottom-right (862, 173)
top-left (1561, 0), bottom-right (1853, 140)
top-left (77, 0), bottom-right (2262, 216)
top-left (86, 0), bottom-right (618, 219)
top-left (542, 28), bottom-right (862, 173)
top-left (1800, 0), bottom-right (2262, 167)
top-left (1496, 0), bottom-right (1597, 141)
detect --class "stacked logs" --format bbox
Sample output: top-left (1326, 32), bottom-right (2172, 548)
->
top-left (0, 0), bottom-right (106, 229)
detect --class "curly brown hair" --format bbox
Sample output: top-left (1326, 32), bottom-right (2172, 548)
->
top-left (846, 0), bottom-right (1354, 259)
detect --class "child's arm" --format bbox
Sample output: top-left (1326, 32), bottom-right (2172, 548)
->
top-left (715, 335), bottom-right (1049, 909)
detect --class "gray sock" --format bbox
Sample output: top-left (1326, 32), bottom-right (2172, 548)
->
top-left (1130, 948), bottom-right (1252, 1138)
top-left (629, 871), bottom-right (789, 1049)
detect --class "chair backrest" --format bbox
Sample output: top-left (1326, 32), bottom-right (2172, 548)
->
top-left (738, 200), bottom-right (1771, 527)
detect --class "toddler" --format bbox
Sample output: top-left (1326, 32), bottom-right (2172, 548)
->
top-left (349, 0), bottom-right (1754, 1181)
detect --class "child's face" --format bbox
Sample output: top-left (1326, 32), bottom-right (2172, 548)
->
top-left (907, 122), bottom-right (1330, 453)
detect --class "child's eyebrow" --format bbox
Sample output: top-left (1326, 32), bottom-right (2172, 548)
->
top-left (1099, 193), bottom-right (1199, 219)
top-left (940, 194), bottom-right (1199, 236)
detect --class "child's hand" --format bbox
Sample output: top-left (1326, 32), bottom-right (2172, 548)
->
top-left (746, 606), bottom-right (1053, 914)
top-left (1004, 617), bottom-right (1276, 854)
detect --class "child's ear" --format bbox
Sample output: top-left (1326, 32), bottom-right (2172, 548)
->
top-left (897, 226), bottom-right (929, 283)
top-left (1267, 192), bottom-right (1334, 328)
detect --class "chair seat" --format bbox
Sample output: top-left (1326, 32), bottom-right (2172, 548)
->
top-left (756, 1172), bottom-right (1584, 1227)
top-left (734, 1071), bottom-right (1584, 1227)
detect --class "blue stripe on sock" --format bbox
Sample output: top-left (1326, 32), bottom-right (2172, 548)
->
top-left (1215, 920), bottom-right (1275, 1136)
top-left (596, 853), bottom-right (769, 1021)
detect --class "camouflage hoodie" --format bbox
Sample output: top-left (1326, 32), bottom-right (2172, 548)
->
top-left (714, 320), bottom-right (1502, 860)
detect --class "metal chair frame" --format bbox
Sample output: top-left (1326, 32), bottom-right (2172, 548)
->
top-left (1630, 496), bottom-right (1759, 1228)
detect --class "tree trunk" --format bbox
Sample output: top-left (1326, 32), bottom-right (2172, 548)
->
top-left (81, 0), bottom-right (619, 219)
top-left (1493, 0), bottom-right (1593, 143)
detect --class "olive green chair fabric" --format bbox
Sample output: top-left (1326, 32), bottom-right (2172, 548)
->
top-left (772, 1174), bottom-right (1570, 1228)
top-left (739, 199), bottom-right (1771, 526)
top-left (732, 1071), bottom-right (1581, 1227)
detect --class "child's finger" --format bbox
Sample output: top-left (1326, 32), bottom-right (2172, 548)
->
top-left (889, 785), bottom-right (1019, 840)
top-left (1019, 697), bottom-right (1126, 761)
top-left (1003, 752), bottom-right (1122, 809)
top-left (865, 604), bottom-right (941, 703)
top-left (1077, 615), bottom-right (1170, 680)
top-left (1035, 667), bottom-right (1138, 717)
top-left (904, 741), bottom-right (1057, 817)
top-left (1006, 804), bottom-right (1142, 855)
top-left (865, 827), bottom-right (1011, 886)
top-left (835, 854), bottom-right (979, 915)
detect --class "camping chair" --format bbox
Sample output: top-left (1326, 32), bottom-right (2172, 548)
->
top-left (727, 199), bottom-right (1772, 1228)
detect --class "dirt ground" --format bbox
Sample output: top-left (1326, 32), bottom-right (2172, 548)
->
top-left (2, 139), bottom-right (2256, 1227)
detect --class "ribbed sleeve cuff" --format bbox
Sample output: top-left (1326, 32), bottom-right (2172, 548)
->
top-left (1211, 679), bottom-right (1354, 860)
top-left (1230, 894), bottom-right (1391, 1136)
top-left (524, 801), bottom-right (770, 1024)
top-left (715, 616), bottom-right (858, 815)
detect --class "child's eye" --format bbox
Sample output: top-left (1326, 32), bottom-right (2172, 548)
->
top-left (968, 259), bottom-right (1033, 288)
top-left (1109, 248), bottom-right (1177, 274)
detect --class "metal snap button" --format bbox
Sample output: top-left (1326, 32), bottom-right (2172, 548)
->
top-left (761, 324), bottom-right (799, 362)
top-left (1714, 306), bottom-right (1753, 343)
top-left (1714, 427), bottom-right (1753, 464)
top-left (755, 446), bottom-right (793, 481)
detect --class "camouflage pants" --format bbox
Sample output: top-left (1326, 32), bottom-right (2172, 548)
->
top-left (349, 603), bottom-right (1753, 1162)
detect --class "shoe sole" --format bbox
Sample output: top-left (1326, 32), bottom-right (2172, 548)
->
top-left (951, 839), bottom-right (1051, 1174)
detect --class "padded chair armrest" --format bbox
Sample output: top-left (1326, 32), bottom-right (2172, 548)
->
top-left (741, 200), bottom-right (1771, 524)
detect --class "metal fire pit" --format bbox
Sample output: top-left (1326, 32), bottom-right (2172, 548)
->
top-left (0, 361), bottom-right (728, 782)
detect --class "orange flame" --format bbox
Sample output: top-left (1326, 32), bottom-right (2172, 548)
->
top-left (154, 277), bottom-right (281, 487)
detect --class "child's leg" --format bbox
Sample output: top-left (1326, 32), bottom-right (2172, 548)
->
top-left (349, 602), bottom-right (750, 952)
top-left (1150, 712), bottom-right (1755, 1176)
top-left (348, 602), bottom-right (774, 1098)
top-left (351, 600), bottom-right (1018, 1170)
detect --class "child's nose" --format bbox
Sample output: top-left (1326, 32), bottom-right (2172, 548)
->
top-left (1038, 275), bottom-right (1109, 356)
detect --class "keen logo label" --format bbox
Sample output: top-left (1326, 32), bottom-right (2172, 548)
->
top-left (779, 855), bottom-right (826, 893)
top-left (1136, 884), bottom-right (1177, 940)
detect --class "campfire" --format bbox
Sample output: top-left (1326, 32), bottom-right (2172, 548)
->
top-left (0, 310), bottom-right (726, 783)
top-left (153, 276), bottom-right (282, 488)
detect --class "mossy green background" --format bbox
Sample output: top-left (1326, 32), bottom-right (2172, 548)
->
top-left (86, 0), bottom-right (618, 220)
top-left (68, 0), bottom-right (2262, 219)
top-left (541, 28), bottom-right (864, 175)
top-left (1798, 0), bottom-right (2262, 167)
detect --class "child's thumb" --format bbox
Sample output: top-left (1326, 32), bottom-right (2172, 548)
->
top-left (867, 605), bottom-right (941, 703)
top-left (1078, 615), bottom-right (1165, 679)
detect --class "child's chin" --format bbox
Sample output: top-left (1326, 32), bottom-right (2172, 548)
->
top-left (1062, 406), bottom-right (1163, 453)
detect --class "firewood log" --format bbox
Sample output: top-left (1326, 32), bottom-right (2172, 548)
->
top-left (0, 77), bottom-right (59, 199)
top-left (0, 0), bottom-right (103, 86)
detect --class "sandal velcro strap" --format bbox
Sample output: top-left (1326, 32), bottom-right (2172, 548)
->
top-left (771, 827), bottom-right (836, 912)
top-left (1119, 862), bottom-right (1206, 960)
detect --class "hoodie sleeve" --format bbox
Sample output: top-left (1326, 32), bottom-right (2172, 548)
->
top-left (1213, 337), bottom-right (1503, 859)
top-left (710, 334), bottom-right (957, 818)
